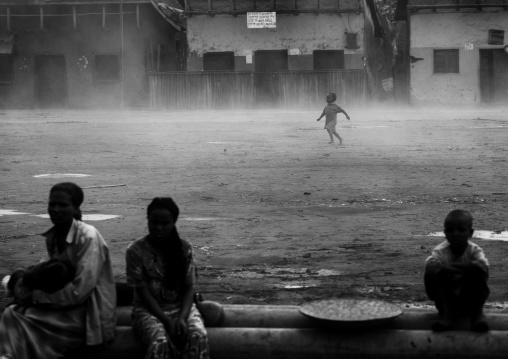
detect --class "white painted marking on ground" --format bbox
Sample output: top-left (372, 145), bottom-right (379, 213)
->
top-left (427, 230), bottom-right (508, 241)
top-left (0, 209), bottom-right (31, 216)
top-left (34, 214), bottom-right (120, 221)
top-left (181, 217), bottom-right (222, 221)
top-left (206, 141), bottom-right (239, 144)
top-left (33, 173), bottom-right (91, 178)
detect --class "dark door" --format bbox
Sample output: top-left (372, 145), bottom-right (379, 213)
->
top-left (480, 49), bottom-right (508, 103)
top-left (35, 55), bottom-right (67, 108)
top-left (254, 50), bottom-right (288, 106)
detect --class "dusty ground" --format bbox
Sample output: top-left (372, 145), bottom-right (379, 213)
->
top-left (0, 106), bottom-right (507, 311)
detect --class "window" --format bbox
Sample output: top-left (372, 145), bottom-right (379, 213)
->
top-left (157, 44), bottom-right (175, 72)
top-left (94, 54), bottom-right (119, 81)
top-left (313, 50), bottom-right (345, 70)
top-left (434, 49), bottom-right (459, 74)
top-left (203, 52), bottom-right (235, 71)
top-left (0, 55), bottom-right (14, 84)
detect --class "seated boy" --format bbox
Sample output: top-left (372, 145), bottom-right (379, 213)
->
top-left (424, 209), bottom-right (490, 332)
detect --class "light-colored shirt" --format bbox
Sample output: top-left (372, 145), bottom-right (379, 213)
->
top-left (33, 219), bottom-right (117, 345)
top-left (425, 240), bottom-right (489, 275)
top-left (322, 103), bottom-right (343, 126)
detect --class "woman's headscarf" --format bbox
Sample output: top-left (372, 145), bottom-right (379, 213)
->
top-left (50, 182), bottom-right (84, 220)
top-left (147, 197), bottom-right (186, 290)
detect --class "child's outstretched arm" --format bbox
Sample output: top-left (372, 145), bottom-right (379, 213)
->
top-left (316, 110), bottom-right (325, 121)
top-left (340, 108), bottom-right (351, 121)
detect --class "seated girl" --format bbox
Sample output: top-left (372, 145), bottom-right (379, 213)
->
top-left (126, 197), bottom-right (209, 359)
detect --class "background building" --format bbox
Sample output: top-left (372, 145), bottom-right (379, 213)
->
top-left (395, 0), bottom-right (508, 105)
top-left (0, 0), bottom-right (184, 109)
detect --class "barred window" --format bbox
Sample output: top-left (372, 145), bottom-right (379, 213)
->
top-left (434, 49), bottom-right (459, 74)
top-left (94, 54), bottom-right (119, 81)
top-left (313, 50), bottom-right (345, 70)
top-left (203, 52), bottom-right (235, 71)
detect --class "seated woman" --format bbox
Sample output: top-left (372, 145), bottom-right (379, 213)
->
top-left (126, 197), bottom-right (209, 359)
top-left (0, 182), bottom-right (117, 359)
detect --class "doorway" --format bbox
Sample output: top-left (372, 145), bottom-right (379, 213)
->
top-left (35, 55), bottom-right (68, 108)
top-left (254, 50), bottom-right (288, 106)
top-left (479, 49), bottom-right (508, 103)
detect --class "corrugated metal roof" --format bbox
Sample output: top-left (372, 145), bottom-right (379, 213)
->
top-left (0, 0), bottom-right (151, 4)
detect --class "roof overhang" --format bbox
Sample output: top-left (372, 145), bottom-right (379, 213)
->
top-left (151, 0), bottom-right (186, 31)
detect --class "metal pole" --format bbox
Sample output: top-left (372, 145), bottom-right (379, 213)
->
top-left (120, 0), bottom-right (124, 108)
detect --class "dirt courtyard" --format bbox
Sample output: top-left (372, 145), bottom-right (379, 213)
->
top-left (0, 106), bottom-right (507, 310)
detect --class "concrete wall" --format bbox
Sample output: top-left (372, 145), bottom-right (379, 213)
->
top-left (186, 13), bottom-right (365, 71)
top-left (0, 4), bottom-right (179, 109)
top-left (409, 11), bottom-right (508, 104)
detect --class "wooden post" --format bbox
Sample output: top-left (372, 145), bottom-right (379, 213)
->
top-left (208, 0), bottom-right (212, 11)
top-left (39, 7), bottom-right (44, 31)
top-left (73, 6), bottom-right (77, 30)
top-left (229, 0), bottom-right (236, 11)
top-left (157, 43), bottom-right (161, 72)
top-left (102, 6), bottom-right (106, 29)
top-left (120, 0), bottom-right (124, 108)
top-left (6, 7), bottom-right (10, 32)
top-left (184, 0), bottom-right (189, 11)
top-left (271, 0), bottom-right (275, 10)
top-left (136, 4), bottom-right (141, 29)
top-left (405, 6), bottom-right (411, 104)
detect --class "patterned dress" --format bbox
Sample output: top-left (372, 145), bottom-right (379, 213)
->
top-left (126, 236), bottom-right (209, 359)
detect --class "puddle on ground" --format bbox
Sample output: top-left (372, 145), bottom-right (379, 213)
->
top-left (230, 267), bottom-right (342, 280)
top-left (0, 209), bottom-right (30, 216)
top-left (426, 230), bottom-right (508, 241)
top-left (35, 214), bottom-right (120, 221)
top-left (33, 173), bottom-right (91, 178)
top-left (273, 281), bottom-right (318, 289)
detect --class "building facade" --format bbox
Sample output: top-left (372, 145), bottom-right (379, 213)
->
top-left (0, 0), bottom-right (184, 109)
top-left (395, 0), bottom-right (508, 105)
top-left (149, 0), bottom-right (384, 108)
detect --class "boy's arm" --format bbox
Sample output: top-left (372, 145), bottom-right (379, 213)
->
top-left (316, 110), bottom-right (325, 121)
top-left (338, 107), bottom-right (351, 120)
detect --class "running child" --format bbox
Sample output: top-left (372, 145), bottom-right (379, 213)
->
top-left (424, 209), bottom-right (490, 332)
top-left (316, 92), bottom-right (350, 144)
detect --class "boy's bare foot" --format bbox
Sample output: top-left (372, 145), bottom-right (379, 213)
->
top-left (431, 320), bottom-right (453, 332)
top-left (328, 141), bottom-right (334, 144)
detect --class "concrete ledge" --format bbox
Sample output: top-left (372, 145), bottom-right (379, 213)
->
top-left (66, 305), bottom-right (508, 359)
top-left (68, 326), bottom-right (508, 359)
top-left (117, 305), bottom-right (508, 330)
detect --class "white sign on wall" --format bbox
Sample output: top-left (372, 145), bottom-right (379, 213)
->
top-left (247, 12), bottom-right (276, 28)
top-left (464, 43), bottom-right (474, 50)
top-left (289, 48), bottom-right (300, 55)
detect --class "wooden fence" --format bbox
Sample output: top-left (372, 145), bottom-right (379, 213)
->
top-left (148, 70), bottom-right (368, 110)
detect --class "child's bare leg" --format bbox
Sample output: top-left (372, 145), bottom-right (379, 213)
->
top-left (332, 130), bottom-right (343, 144)
top-left (326, 129), bottom-right (334, 143)
top-left (432, 301), bottom-right (453, 331)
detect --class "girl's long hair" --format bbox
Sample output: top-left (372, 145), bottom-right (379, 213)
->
top-left (147, 197), bottom-right (186, 290)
